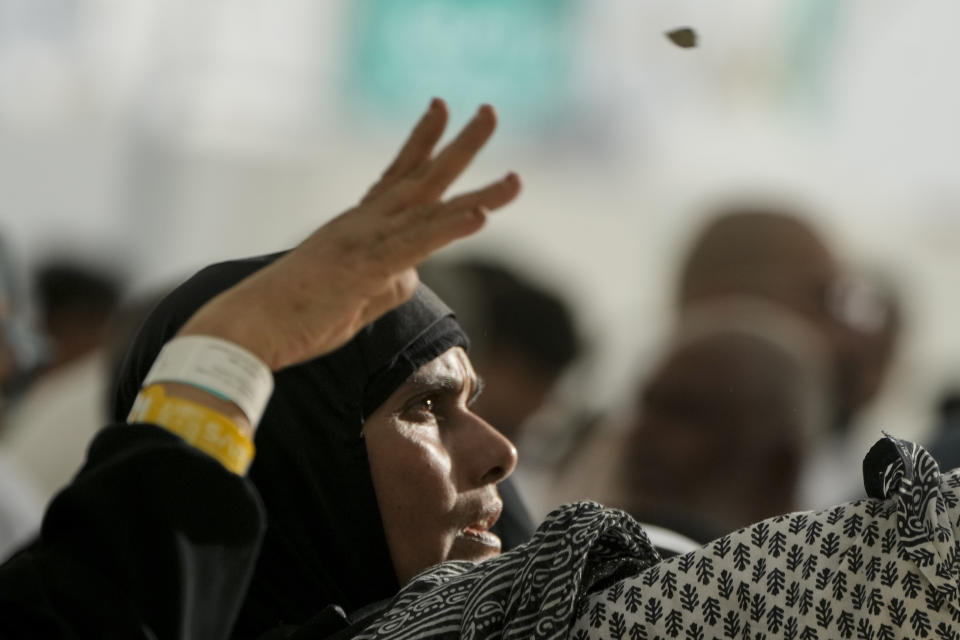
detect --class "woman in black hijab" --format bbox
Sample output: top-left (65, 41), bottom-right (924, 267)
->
top-left (113, 254), bottom-right (476, 636)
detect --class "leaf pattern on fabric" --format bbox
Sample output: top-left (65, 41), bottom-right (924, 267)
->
top-left (355, 501), bottom-right (659, 639)
top-left (574, 435), bottom-right (960, 639)
top-left (355, 435), bottom-right (959, 640)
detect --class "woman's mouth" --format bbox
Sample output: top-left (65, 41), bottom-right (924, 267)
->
top-left (452, 504), bottom-right (503, 556)
top-left (459, 523), bottom-right (501, 548)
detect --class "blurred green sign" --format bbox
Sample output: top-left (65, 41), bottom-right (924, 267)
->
top-left (345, 0), bottom-right (573, 130)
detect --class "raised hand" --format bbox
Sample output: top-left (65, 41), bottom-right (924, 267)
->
top-left (180, 99), bottom-right (521, 371)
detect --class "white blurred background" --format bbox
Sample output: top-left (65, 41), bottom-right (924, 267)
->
top-left (1, 0), bottom-right (959, 447)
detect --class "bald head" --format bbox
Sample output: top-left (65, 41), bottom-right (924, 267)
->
top-left (679, 208), bottom-right (838, 319)
top-left (675, 207), bottom-right (897, 426)
top-left (623, 305), bottom-right (829, 530)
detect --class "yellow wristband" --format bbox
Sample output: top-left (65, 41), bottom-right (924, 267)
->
top-left (128, 384), bottom-right (255, 475)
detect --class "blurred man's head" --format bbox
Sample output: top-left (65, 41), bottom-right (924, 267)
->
top-left (678, 206), bottom-right (899, 428)
top-left (623, 300), bottom-right (829, 531)
top-left (34, 259), bottom-right (122, 371)
top-left (679, 209), bottom-right (838, 317)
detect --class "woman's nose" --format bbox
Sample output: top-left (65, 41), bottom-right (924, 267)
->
top-left (464, 413), bottom-right (518, 487)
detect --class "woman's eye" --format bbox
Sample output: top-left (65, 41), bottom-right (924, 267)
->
top-left (401, 396), bottom-right (438, 422)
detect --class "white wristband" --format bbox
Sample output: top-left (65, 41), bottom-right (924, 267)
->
top-left (142, 335), bottom-right (274, 429)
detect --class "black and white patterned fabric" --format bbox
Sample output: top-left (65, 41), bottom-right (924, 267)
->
top-left (356, 435), bottom-right (960, 640)
top-left (354, 501), bottom-right (660, 639)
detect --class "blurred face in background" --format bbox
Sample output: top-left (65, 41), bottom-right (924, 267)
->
top-left (623, 333), bottom-right (809, 529)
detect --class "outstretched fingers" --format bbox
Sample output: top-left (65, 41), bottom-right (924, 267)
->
top-left (363, 98), bottom-right (450, 203)
top-left (439, 172), bottom-right (521, 216)
top-left (415, 104), bottom-right (498, 200)
top-left (377, 172), bottom-right (521, 271)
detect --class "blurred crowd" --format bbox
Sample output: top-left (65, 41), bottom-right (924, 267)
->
top-left (2, 197), bottom-right (957, 561)
top-left (0, 7), bottom-right (958, 640)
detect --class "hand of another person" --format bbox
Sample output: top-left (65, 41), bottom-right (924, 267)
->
top-left (179, 99), bottom-right (520, 371)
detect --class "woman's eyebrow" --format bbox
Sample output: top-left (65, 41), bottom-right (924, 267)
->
top-left (404, 374), bottom-right (462, 397)
top-left (403, 371), bottom-right (484, 403)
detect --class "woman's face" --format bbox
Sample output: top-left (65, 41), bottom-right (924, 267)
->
top-left (364, 346), bottom-right (518, 584)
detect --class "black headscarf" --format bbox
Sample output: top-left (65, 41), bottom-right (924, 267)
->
top-left (112, 253), bottom-right (470, 637)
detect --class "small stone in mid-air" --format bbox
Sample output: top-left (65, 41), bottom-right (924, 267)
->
top-left (666, 27), bottom-right (697, 49)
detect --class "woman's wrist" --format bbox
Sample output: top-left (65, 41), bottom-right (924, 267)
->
top-left (126, 331), bottom-right (274, 475)
top-left (128, 383), bottom-right (256, 474)
top-left (142, 334), bottom-right (274, 427)
top-left (152, 382), bottom-right (253, 438)
top-left (177, 280), bottom-right (284, 370)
